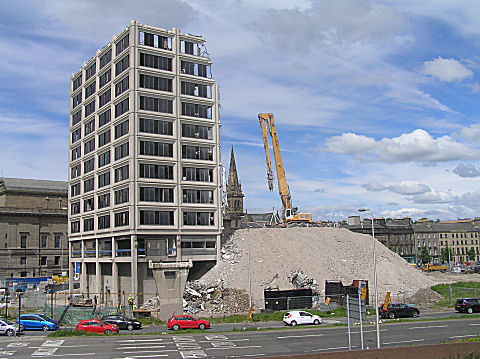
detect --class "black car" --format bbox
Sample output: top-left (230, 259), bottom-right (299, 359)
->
top-left (100, 315), bottom-right (142, 330)
top-left (455, 298), bottom-right (480, 314)
top-left (379, 303), bottom-right (420, 319)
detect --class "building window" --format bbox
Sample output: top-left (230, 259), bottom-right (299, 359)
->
top-left (114, 188), bottom-right (129, 205)
top-left (73, 75), bottom-right (82, 91)
top-left (114, 142), bottom-right (129, 160)
top-left (84, 138), bottom-right (95, 154)
top-left (99, 69), bottom-right (111, 89)
top-left (71, 221), bottom-right (80, 233)
top-left (181, 123), bottom-right (212, 139)
top-left (114, 211), bottom-right (129, 227)
top-left (84, 177), bottom-right (94, 192)
top-left (181, 145), bottom-right (213, 161)
top-left (115, 33), bottom-right (129, 55)
top-left (71, 128), bottom-right (81, 144)
top-left (139, 118), bottom-right (172, 135)
top-left (140, 141), bottom-right (173, 157)
top-left (139, 52), bottom-right (172, 71)
top-left (72, 110), bottom-right (82, 126)
top-left (84, 118), bottom-right (95, 136)
top-left (100, 49), bottom-right (112, 69)
top-left (115, 55), bottom-right (129, 76)
top-left (39, 256), bottom-right (47, 266)
top-left (85, 100), bottom-right (95, 117)
top-left (139, 96), bottom-right (173, 113)
top-left (84, 197), bottom-right (94, 212)
top-left (98, 150), bottom-right (111, 168)
top-left (20, 235), bottom-right (27, 248)
top-left (139, 74), bottom-right (172, 92)
top-left (54, 235), bottom-right (60, 249)
top-left (71, 164), bottom-right (81, 179)
top-left (115, 97), bottom-right (129, 117)
top-left (41, 235), bottom-right (47, 248)
top-left (84, 218), bottom-right (94, 232)
top-left (85, 81), bottom-right (96, 99)
top-left (20, 271), bottom-right (27, 278)
top-left (140, 210), bottom-right (174, 225)
top-left (180, 61), bottom-right (211, 77)
top-left (114, 165), bottom-right (129, 182)
top-left (99, 89), bottom-right (111, 108)
top-left (54, 256), bottom-right (60, 266)
top-left (181, 102), bottom-right (212, 119)
top-left (140, 187), bottom-right (173, 202)
top-left (98, 171), bottom-right (110, 188)
top-left (98, 193), bottom-right (110, 209)
top-left (84, 157), bottom-right (94, 174)
top-left (98, 130), bottom-right (111, 147)
top-left (115, 120), bottom-right (129, 139)
top-left (115, 76), bottom-right (129, 96)
top-left (181, 82), bottom-right (211, 98)
top-left (72, 92), bottom-right (82, 108)
top-left (71, 183), bottom-right (80, 197)
top-left (183, 212), bottom-right (214, 226)
top-left (183, 189), bottom-right (214, 204)
top-left (99, 109), bottom-right (111, 128)
top-left (72, 146), bottom-right (81, 161)
top-left (71, 202), bottom-right (80, 214)
top-left (20, 257), bottom-right (26, 265)
top-left (85, 62), bottom-right (96, 80)
top-left (182, 167), bottom-right (213, 182)
top-left (139, 32), bottom-right (171, 50)
top-left (139, 163), bottom-right (173, 179)
top-left (98, 214), bottom-right (110, 230)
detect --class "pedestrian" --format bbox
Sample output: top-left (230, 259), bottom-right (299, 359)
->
top-left (93, 294), bottom-right (97, 306)
top-left (128, 294), bottom-right (134, 308)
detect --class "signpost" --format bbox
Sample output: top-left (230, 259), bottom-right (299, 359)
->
top-left (16, 289), bottom-right (23, 333)
top-left (346, 285), bottom-right (367, 350)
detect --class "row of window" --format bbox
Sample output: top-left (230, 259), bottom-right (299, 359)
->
top-left (17, 234), bottom-right (63, 249)
top-left (440, 240), bottom-right (480, 246)
top-left (70, 210), bottom-right (215, 233)
top-left (19, 256), bottom-right (62, 267)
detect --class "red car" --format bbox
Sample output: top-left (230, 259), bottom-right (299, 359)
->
top-left (168, 315), bottom-right (210, 330)
top-left (76, 319), bottom-right (119, 334)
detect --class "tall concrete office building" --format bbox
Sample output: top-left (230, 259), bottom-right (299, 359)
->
top-left (68, 20), bottom-right (222, 316)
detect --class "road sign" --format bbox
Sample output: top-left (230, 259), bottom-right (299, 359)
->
top-left (347, 296), bottom-right (366, 322)
top-left (383, 292), bottom-right (391, 311)
top-left (361, 287), bottom-right (367, 300)
top-left (75, 262), bottom-right (81, 274)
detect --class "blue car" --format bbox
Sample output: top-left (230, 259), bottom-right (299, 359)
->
top-left (16, 314), bottom-right (59, 331)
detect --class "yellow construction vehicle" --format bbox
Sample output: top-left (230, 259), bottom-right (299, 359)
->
top-left (258, 113), bottom-right (313, 224)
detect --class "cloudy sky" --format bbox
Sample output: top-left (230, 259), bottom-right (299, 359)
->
top-left (2, 0), bottom-right (480, 222)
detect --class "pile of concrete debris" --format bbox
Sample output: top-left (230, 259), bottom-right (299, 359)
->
top-left (183, 281), bottom-right (249, 315)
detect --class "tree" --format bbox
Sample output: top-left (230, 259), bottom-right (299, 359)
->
top-left (441, 244), bottom-right (454, 264)
top-left (468, 247), bottom-right (476, 261)
top-left (419, 246), bottom-right (431, 264)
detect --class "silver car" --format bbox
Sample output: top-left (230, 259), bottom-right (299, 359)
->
top-left (0, 319), bottom-right (18, 336)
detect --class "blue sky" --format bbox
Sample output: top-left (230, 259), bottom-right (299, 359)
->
top-left (2, 0), bottom-right (480, 222)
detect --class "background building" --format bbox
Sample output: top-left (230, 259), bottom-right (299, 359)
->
top-left (0, 177), bottom-right (68, 279)
top-left (68, 21), bottom-right (222, 315)
top-left (224, 146), bottom-right (244, 229)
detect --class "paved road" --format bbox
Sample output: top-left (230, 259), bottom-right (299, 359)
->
top-left (2, 316), bottom-right (480, 358)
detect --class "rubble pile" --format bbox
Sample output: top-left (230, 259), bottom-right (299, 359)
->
top-left (405, 287), bottom-right (444, 305)
top-left (288, 270), bottom-right (319, 290)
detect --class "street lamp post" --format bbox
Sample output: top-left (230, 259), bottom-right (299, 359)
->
top-left (359, 208), bottom-right (380, 349)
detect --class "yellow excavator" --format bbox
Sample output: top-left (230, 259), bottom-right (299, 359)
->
top-left (258, 113), bottom-right (313, 224)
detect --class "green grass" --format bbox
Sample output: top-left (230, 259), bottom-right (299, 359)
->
top-left (432, 282), bottom-right (480, 307)
top-left (48, 329), bottom-right (117, 337)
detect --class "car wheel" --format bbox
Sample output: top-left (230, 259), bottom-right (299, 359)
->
top-left (468, 307), bottom-right (474, 314)
top-left (104, 329), bottom-right (112, 335)
top-left (290, 321), bottom-right (297, 326)
top-left (199, 323), bottom-right (206, 330)
top-left (388, 312), bottom-right (396, 319)
top-left (127, 324), bottom-right (134, 331)
top-left (42, 325), bottom-right (49, 331)
top-left (172, 324), bottom-right (180, 331)
top-left (412, 311), bottom-right (419, 318)
top-left (5, 329), bottom-right (14, 337)
top-left (313, 319), bottom-right (320, 325)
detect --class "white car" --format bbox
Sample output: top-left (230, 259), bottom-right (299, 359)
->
top-left (283, 310), bottom-right (322, 326)
top-left (0, 319), bottom-right (19, 336)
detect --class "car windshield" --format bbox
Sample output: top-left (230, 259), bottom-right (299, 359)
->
top-left (37, 314), bottom-right (54, 322)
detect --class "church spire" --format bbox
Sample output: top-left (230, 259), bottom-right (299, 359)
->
top-left (226, 145), bottom-right (244, 216)
top-left (227, 145), bottom-right (240, 188)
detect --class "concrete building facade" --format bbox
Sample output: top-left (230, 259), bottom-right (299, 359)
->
top-left (0, 178), bottom-right (69, 279)
top-left (68, 21), bottom-right (222, 316)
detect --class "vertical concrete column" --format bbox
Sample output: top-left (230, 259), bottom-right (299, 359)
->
top-left (131, 235), bottom-right (138, 298)
top-left (81, 261), bottom-right (88, 295)
top-left (95, 238), bottom-right (101, 297)
top-left (68, 242), bottom-right (73, 296)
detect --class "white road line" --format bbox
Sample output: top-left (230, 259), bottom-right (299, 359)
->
top-left (277, 334), bottom-right (324, 339)
top-left (205, 345), bottom-right (261, 351)
top-left (244, 354), bottom-right (265, 357)
top-left (383, 339), bottom-right (425, 345)
top-left (123, 350), bottom-right (179, 353)
top-left (409, 325), bottom-right (447, 329)
top-left (118, 346), bottom-right (166, 350)
top-left (53, 354), bottom-right (96, 357)
top-left (311, 346), bottom-right (351, 352)
top-left (199, 339), bottom-right (250, 342)
top-left (349, 329), bottom-right (387, 334)
top-left (470, 324), bottom-right (480, 326)
top-left (449, 335), bottom-right (477, 339)
top-left (117, 355), bottom-right (168, 358)
top-left (117, 339), bottom-right (166, 342)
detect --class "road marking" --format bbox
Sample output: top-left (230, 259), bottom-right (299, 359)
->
top-left (349, 329), bottom-right (386, 334)
top-left (409, 325), bottom-right (447, 329)
top-left (383, 339), bottom-right (425, 345)
top-left (53, 354), bottom-right (95, 357)
top-left (199, 339), bottom-right (249, 342)
top-left (470, 324), bottom-right (480, 326)
top-left (118, 346), bottom-right (166, 350)
top-left (205, 346), bottom-right (261, 351)
top-left (117, 339), bottom-right (166, 342)
top-left (117, 355), bottom-right (168, 358)
top-left (244, 355), bottom-right (265, 357)
top-left (277, 334), bottom-right (324, 339)
top-left (311, 346), bottom-right (350, 352)
top-left (31, 339), bottom-right (64, 357)
top-left (449, 335), bottom-right (477, 339)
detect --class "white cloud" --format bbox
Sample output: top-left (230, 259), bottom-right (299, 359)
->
top-left (422, 57), bottom-right (473, 83)
top-left (388, 181), bottom-right (431, 195)
top-left (457, 123), bottom-right (480, 142)
top-left (323, 129), bottom-right (479, 163)
top-left (362, 182), bottom-right (387, 191)
top-left (453, 163), bottom-right (480, 178)
top-left (411, 189), bottom-right (454, 204)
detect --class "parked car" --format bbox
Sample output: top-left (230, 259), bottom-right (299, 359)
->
top-left (167, 315), bottom-right (210, 330)
top-left (16, 314), bottom-right (59, 331)
top-left (455, 298), bottom-right (480, 313)
top-left (0, 319), bottom-right (20, 336)
top-left (76, 319), bottom-right (119, 334)
top-left (378, 303), bottom-right (420, 319)
top-left (283, 310), bottom-right (322, 326)
top-left (101, 315), bottom-right (142, 331)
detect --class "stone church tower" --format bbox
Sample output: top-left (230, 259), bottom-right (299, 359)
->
top-left (225, 146), bottom-right (244, 227)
